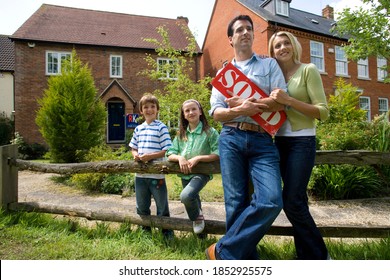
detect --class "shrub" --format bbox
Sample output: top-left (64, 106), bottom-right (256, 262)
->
top-left (36, 50), bottom-right (106, 163)
top-left (101, 173), bottom-right (134, 195)
top-left (11, 132), bottom-right (47, 160)
top-left (309, 164), bottom-right (383, 200)
top-left (317, 121), bottom-right (370, 150)
top-left (0, 112), bottom-right (13, 145)
top-left (70, 145), bottom-right (135, 194)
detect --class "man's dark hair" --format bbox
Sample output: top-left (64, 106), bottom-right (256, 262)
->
top-left (227, 15), bottom-right (254, 37)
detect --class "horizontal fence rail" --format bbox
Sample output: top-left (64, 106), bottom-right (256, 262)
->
top-left (1, 144), bottom-right (390, 238)
top-left (10, 150), bottom-right (390, 175)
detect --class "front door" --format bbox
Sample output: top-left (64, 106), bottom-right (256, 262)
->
top-left (107, 102), bottom-right (125, 142)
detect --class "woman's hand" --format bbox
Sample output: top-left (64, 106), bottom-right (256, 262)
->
top-left (270, 88), bottom-right (292, 106)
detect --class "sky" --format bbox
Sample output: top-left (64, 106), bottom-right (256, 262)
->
top-left (0, 0), bottom-right (366, 46)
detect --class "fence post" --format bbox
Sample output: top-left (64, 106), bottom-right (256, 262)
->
top-left (0, 144), bottom-right (18, 209)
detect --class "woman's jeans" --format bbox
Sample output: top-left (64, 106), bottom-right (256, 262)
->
top-left (135, 177), bottom-right (170, 217)
top-left (275, 136), bottom-right (328, 260)
top-left (181, 174), bottom-right (210, 221)
top-left (216, 127), bottom-right (283, 260)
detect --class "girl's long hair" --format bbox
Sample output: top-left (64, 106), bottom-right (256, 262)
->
top-left (179, 99), bottom-right (210, 140)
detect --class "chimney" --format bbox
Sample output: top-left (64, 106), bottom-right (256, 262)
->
top-left (176, 16), bottom-right (189, 25)
top-left (322, 5), bottom-right (334, 20)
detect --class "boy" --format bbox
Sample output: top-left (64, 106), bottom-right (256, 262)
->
top-left (129, 93), bottom-right (173, 238)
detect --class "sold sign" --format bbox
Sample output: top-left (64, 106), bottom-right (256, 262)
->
top-left (211, 62), bottom-right (286, 136)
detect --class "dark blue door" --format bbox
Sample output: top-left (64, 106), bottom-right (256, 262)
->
top-left (108, 102), bottom-right (125, 142)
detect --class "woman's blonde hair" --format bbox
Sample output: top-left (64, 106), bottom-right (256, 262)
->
top-left (268, 31), bottom-right (302, 64)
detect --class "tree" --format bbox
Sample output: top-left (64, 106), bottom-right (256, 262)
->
top-left (326, 78), bottom-right (367, 124)
top-left (316, 78), bottom-right (369, 150)
top-left (36, 50), bottom-right (107, 163)
top-left (140, 24), bottom-right (219, 130)
top-left (332, 0), bottom-right (390, 82)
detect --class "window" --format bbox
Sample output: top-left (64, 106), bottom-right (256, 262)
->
top-left (276, 0), bottom-right (289, 16)
top-left (157, 58), bottom-right (177, 79)
top-left (110, 55), bottom-right (122, 78)
top-left (359, 96), bottom-right (371, 121)
top-left (46, 51), bottom-right (71, 75)
top-left (379, 98), bottom-right (389, 116)
top-left (335, 46), bottom-right (348, 76)
top-left (377, 56), bottom-right (388, 81)
top-left (357, 58), bottom-right (369, 79)
top-left (310, 41), bottom-right (324, 72)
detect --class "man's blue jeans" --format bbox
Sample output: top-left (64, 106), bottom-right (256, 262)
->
top-left (181, 174), bottom-right (210, 221)
top-left (275, 136), bottom-right (328, 259)
top-left (135, 177), bottom-right (170, 217)
top-left (216, 127), bottom-right (283, 260)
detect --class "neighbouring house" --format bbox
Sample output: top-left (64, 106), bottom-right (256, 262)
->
top-left (201, 0), bottom-right (389, 120)
top-left (0, 35), bottom-right (15, 118)
top-left (10, 4), bottom-right (200, 146)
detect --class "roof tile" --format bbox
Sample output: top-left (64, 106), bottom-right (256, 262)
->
top-left (11, 4), bottom-right (199, 51)
top-left (0, 35), bottom-right (15, 71)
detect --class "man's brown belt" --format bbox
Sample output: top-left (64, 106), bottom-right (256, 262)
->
top-left (224, 122), bottom-right (267, 133)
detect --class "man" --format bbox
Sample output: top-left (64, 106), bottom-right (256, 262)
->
top-left (206, 15), bottom-right (287, 260)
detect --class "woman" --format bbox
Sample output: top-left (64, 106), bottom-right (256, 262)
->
top-left (268, 31), bottom-right (331, 260)
top-left (166, 99), bottom-right (219, 235)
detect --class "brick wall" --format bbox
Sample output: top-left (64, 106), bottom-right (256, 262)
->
top-left (201, 0), bottom-right (390, 119)
top-left (14, 42), bottom-right (199, 145)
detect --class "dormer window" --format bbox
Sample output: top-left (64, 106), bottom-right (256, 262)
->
top-left (276, 0), bottom-right (289, 17)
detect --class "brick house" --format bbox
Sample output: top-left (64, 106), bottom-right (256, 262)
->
top-left (0, 35), bottom-right (15, 118)
top-left (201, 0), bottom-right (389, 120)
top-left (10, 4), bottom-right (200, 145)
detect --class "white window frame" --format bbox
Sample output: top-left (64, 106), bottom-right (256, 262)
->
top-left (157, 58), bottom-right (177, 80)
top-left (379, 98), bottom-right (389, 116)
top-left (46, 51), bottom-right (71, 75)
top-left (377, 56), bottom-right (387, 81)
top-left (310, 41), bottom-right (324, 72)
top-left (276, 0), bottom-right (289, 16)
top-left (335, 46), bottom-right (348, 76)
top-left (357, 58), bottom-right (369, 79)
top-left (110, 55), bottom-right (123, 78)
top-left (359, 96), bottom-right (371, 121)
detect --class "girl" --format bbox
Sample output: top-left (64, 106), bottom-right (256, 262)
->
top-left (166, 99), bottom-right (219, 235)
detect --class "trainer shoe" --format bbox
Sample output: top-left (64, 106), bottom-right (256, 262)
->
top-left (193, 210), bottom-right (205, 234)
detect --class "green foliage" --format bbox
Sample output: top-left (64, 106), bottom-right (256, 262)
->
top-left (70, 145), bottom-right (135, 194)
top-left (316, 79), bottom-right (368, 150)
top-left (101, 173), bottom-right (134, 195)
top-left (140, 25), bottom-right (220, 131)
top-left (317, 121), bottom-right (370, 150)
top-left (367, 113), bottom-right (390, 152)
top-left (366, 113), bottom-right (390, 189)
top-left (35, 50), bottom-right (107, 163)
top-left (0, 112), bottom-right (13, 146)
top-left (326, 79), bottom-right (367, 124)
top-left (332, 0), bottom-right (390, 82)
top-left (313, 78), bottom-right (389, 199)
top-left (309, 164), bottom-right (383, 200)
top-left (10, 132), bottom-right (47, 160)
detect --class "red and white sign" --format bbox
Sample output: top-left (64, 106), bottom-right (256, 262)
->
top-left (211, 62), bottom-right (286, 136)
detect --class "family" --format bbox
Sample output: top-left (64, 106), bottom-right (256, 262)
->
top-left (129, 14), bottom-right (330, 260)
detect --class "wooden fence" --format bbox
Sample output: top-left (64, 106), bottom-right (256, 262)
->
top-left (1, 143), bottom-right (390, 238)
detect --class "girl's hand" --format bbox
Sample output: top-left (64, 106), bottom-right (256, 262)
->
top-left (178, 157), bottom-right (192, 174)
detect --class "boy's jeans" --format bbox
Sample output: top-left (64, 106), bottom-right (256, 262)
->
top-left (135, 177), bottom-right (170, 217)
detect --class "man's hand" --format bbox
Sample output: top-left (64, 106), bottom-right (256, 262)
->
top-left (240, 97), bottom-right (269, 116)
